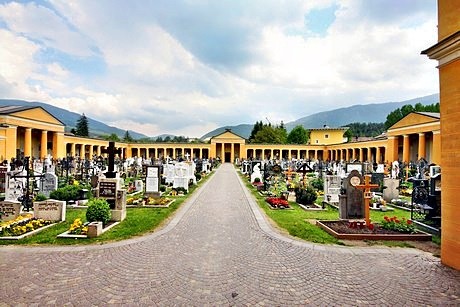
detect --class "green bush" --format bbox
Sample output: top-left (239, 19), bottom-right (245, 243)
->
top-left (86, 198), bottom-right (111, 225)
top-left (195, 172), bottom-right (202, 181)
top-left (34, 193), bottom-right (48, 201)
top-left (50, 185), bottom-right (80, 201)
top-left (295, 186), bottom-right (318, 205)
top-left (159, 185), bottom-right (166, 192)
top-left (310, 177), bottom-right (324, 191)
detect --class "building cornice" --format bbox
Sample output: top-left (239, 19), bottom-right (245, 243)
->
top-left (422, 30), bottom-right (460, 67)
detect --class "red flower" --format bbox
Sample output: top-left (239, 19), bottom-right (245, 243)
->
top-left (367, 223), bottom-right (375, 231)
top-left (407, 220), bottom-right (413, 225)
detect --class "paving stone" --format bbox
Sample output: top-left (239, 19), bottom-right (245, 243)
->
top-left (0, 164), bottom-right (459, 306)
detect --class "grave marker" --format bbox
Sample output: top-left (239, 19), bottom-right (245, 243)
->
top-left (0, 200), bottom-right (22, 221)
top-left (355, 175), bottom-right (379, 225)
top-left (339, 170), bottom-right (364, 219)
top-left (33, 200), bottom-right (66, 221)
top-left (145, 165), bottom-right (160, 197)
top-left (39, 172), bottom-right (58, 197)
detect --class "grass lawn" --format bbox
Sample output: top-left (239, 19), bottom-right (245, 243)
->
top-left (0, 171), bottom-right (214, 246)
top-left (240, 172), bottom-right (438, 248)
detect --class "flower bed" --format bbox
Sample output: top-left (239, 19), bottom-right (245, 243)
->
top-left (317, 220), bottom-right (432, 241)
top-left (143, 197), bottom-right (174, 208)
top-left (266, 197), bottom-right (290, 209)
top-left (0, 214), bottom-right (55, 240)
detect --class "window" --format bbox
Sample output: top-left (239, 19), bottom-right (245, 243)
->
top-left (325, 134), bottom-right (329, 139)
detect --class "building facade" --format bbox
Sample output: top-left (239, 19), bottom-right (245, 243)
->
top-left (422, 0), bottom-right (460, 270)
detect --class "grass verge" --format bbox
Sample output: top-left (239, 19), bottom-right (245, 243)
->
top-left (0, 171), bottom-right (214, 246)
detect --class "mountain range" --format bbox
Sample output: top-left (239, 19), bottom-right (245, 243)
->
top-left (201, 94), bottom-right (439, 139)
top-left (0, 93), bottom-right (439, 140)
top-left (0, 99), bottom-right (149, 140)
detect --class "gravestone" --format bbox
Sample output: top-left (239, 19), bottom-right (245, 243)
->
top-left (96, 178), bottom-right (126, 222)
top-left (324, 175), bottom-right (341, 204)
top-left (339, 170), bottom-right (364, 219)
top-left (251, 163), bottom-right (263, 183)
top-left (411, 179), bottom-right (429, 210)
top-left (39, 172), bottom-right (58, 197)
top-left (391, 161), bottom-right (400, 179)
top-left (134, 179), bottom-right (144, 192)
top-left (164, 163), bottom-right (175, 185)
top-left (370, 173), bottom-right (384, 192)
top-left (0, 166), bottom-right (7, 196)
top-left (383, 178), bottom-right (399, 202)
top-left (0, 200), bottom-right (22, 221)
top-left (5, 175), bottom-right (25, 201)
top-left (145, 165), bottom-right (160, 197)
top-left (346, 163), bottom-right (363, 175)
top-left (33, 200), bottom-right (66, 221)
top-left (173, 162), bottom-right (189, 192)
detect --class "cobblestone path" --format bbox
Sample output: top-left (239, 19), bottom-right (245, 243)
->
top-left (1, 164), bottom-right (459, 306)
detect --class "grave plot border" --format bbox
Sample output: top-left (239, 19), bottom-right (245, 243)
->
top-left (316, 220), bottom-right (432, 241)
top-left (57, 221), bottom-right (120, 239)
top-left (0, 222), bottom-right (60, 240)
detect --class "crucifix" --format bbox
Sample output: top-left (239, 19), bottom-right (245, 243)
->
top-left (101, 141), bottom-right (122, 178)
top-left (355, 174), bottom-right (379, 225)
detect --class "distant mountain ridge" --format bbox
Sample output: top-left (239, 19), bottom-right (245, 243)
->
top-left (201, 94), bottom-right (439, 139)
top-left (0, 94), bottom-right (440, 141)
top-left (0, 99), bottom-right (149, 139)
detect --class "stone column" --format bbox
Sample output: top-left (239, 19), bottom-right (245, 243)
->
top-left (89, 145), bottom-right (94, 159)
top-left (52, 132), bottom-right (65, 158)
top-left (231, 143), bottom-right (234, 163)
top-left (359, 148), bottom-right (363, 161)
top-left (432, 130), bottom-right (441, 164)
top-left (220, 143), bottom-right (224, 161)
top-left (80, 144), bottom-right (85, 158)
top-left (5, 125), bottom-right (17, 159)
top-left (418, 132), bottom-right (426, 159)
top-left (314, 150), bottom-right (318, 160)
top-left (40, 130), bottom-right (48, 159)
top-left (96, 145), bottom-right (101, 157)
top-left (376, 147), bottom-right (381, 163)
top-left (70, 143), bottom-right (76, 157)
top-left (402, 134), bottom-right (410, 163)
top-left (24, 128), bottom-right (32, 157)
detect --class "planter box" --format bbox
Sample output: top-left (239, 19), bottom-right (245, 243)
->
top-left (317, 220), bottom-right (432, 241)
top-left (0, 222), bottom-right (59, 240)
top-left (57, 221), bottom-right (120, 239)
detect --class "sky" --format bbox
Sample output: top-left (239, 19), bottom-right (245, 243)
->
top-left (0, 0), bottom-right (439, 138)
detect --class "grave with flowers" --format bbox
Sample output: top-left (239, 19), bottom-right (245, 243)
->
top-left (0, 199), bottom-right (65, 240)
top-left (317, 172), bottom-right (432, 240)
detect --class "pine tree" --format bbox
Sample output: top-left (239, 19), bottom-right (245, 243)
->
top-left (75, 113), bottom-right (89, 137)
top-left (123, 130), bottom-right (133, 142)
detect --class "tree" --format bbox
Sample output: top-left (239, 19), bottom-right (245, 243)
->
top-left (75, 113), bottom-right (89, 137)
top-left (384, 102), bottom-right (439, 129)
top-left (249, 121), bottom-right (263, 142)
top-left (123, 130), bottom-right (133, 142)
top-left (103, 133), bottom-right (120, 141)
top-left (253, 125), bottom-right (286, 144)
top-left (287, 125), bottom-right (308, 144)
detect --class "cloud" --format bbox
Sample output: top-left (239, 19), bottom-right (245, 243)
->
top-left (0, 0), bottom-right (439, 138)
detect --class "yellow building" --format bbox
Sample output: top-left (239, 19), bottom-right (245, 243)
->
top-left (0, 106), bottom-right (441, 167)
top-left (309, 126), bottom-right (348, 145)
top-left (422, 0), bottom-right (460, 270)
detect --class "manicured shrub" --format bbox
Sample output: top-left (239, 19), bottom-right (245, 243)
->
top-left (295, 186), bottom-right (318, 205)
top-left (50, 185), bottom-right (80, 201)
top-left (86, 198), bottom-right (111, 225)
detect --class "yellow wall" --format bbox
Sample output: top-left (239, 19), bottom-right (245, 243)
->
top-left (438, 0), bottom-right (460, 40)
top-left (439, 59), bottom-right (460, 269)
top-left (310, 129), bottom-right (347, 145)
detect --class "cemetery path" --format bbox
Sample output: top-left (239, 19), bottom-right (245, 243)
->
top-left (1, 164), bottom-right (459, 306)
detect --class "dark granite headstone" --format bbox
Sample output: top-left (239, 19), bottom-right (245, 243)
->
top-left (339, 170), bottom-right (364, 219)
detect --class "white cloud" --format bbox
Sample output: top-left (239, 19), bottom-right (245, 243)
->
top-left (0, 0), bottom-right (439, 137)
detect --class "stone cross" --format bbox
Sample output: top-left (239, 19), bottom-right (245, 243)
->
top-left (355, 175), bottom-right (379, 225)
top-left (101, 141), bottom-right (122, 178)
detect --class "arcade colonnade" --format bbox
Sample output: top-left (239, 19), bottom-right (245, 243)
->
top-left (1, 108), bottom-right (441, 166)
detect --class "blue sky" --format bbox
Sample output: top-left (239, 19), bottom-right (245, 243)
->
top-left (0, 0), bottom-right (438, 137)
